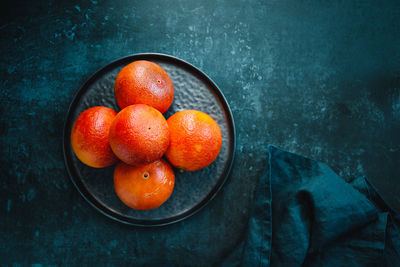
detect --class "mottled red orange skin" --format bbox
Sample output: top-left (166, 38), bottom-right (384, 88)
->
top-left (109, 104), bottom-right (170, 166)
top-left (71, 106), bottom-right (118, 168)
top-left (114, 60), bottom-right (174, 113)
top-left (165, 110), bottom-right (222, 171)
top-left (114, 159), bottom-right (175, 210)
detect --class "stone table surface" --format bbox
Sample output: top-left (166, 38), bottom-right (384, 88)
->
top-left (1, 0), bottom-right (399, 265)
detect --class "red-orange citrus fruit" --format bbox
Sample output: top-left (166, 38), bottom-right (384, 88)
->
top-left (109, 104), bottom-right (170, 166)
top-left (114, 159), bottom-right (175, 210)
top-left (165, 110), bottom-right (222, 171)
top-left (114, 60), bottom-right (174, 113)
top-left (71, 106), bottom-right (118, 168)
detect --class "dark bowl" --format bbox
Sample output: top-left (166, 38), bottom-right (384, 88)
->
top-left (63, 53), bottom-right (236, 226)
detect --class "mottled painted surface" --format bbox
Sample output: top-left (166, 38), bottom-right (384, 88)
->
top-left (1, 0), bottom-right (399, 265)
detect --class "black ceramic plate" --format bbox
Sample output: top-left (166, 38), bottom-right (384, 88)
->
top-left (63, 53), bottom-right (235, 226)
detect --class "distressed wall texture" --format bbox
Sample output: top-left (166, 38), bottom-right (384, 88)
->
top-left (1, 0), bottom-right (399, 265)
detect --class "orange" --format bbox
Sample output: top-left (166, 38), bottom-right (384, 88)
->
top-left (165, 110), bottom-right (222, 171)
top-left (71, 106), bottom-right (118, 168)
top-left (114, 159), bottom-right (175, 210)
top-left (114, 60), bottom-right (174, 113)
top-left (109, 104), bottom-right (170, 166)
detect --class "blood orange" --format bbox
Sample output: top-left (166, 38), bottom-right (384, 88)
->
top-left (114, 60), bottom-right (174, 113)
top-left (71, 106), bottom-right (118, 168)
top-left (114, 159), bottom-right (175, 210)
top-left (165, 110), bottom-right (222, 171)
top-left (109, 104), bottom-right (170, 166)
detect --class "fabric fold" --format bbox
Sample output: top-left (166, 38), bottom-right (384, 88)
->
top-left (223, 145), bottom-right (399, 266)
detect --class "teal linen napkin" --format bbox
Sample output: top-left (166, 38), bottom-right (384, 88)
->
top-left (222, 145), bottom-right (399, 266)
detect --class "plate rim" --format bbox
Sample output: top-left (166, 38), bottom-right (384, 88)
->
top-left (62, 53), bottom-right (236, 227)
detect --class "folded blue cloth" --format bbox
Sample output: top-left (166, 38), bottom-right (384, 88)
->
top-left (223, 146), bottom-right (400, 266)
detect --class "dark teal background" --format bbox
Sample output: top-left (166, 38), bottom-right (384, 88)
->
top-left (1, 0), bottom-right (399, 265)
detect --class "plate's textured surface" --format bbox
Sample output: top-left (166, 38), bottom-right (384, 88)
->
top-left (63, 54), bottom-right (235, 225)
